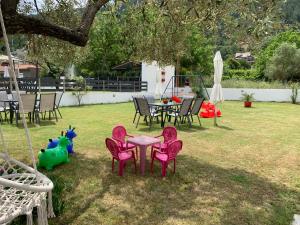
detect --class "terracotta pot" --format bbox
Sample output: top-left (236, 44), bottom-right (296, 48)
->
top-left (244, 101), bottom-right (252, 107)
top-left (162, 99), bottom-right (168, 104)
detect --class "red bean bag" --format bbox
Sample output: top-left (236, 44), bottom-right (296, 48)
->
top-left (200, 102), bottom-right (222, 118)
top-left (171, 96), bottom-right (182, 103)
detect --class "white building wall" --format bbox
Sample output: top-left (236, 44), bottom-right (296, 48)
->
top-left (141, 61), bottom-right (175, 98)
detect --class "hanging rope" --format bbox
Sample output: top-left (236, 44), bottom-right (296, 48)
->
top-left (0, 1), bottom-right (38, 172)
top-left (0, 123), bottom-right (8, 156)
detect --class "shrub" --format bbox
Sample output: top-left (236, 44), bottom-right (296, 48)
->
top-left (226, 58), bottom-right (251, 70)
top-left (291, 83), bottom-right (299, 104)
top-left (223, 69), bottom-right (259, 80)
top-left (238, 59), bottom-right (251, 69)
top-left (256, 30), bottom-right (300, 78)
top-left (227, 58), bottom-right (241, 69)
top-left (72, 76), bottom-right (92, 106)
top-left (265, 43), bottom-right (300, 81)
top-left (220, 79), bottom-right (296, 89)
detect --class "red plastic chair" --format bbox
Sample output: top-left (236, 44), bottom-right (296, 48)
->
top-left (151, 126), bottom-right (177, 157)
top-left (151, 140), bottom-right (183, 177)
top-left (105, 138), bottom-right (137, 176)
top-left (112, 125), bottom-right (138, 159)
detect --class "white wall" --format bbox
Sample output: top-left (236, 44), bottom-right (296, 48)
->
top-left (141, 61), bottom-right (175, 98)
top-left (59, 88), bottom-right (300, 107)
top-left (60, 91), bottom-right (144, 107)
top-left (207, 88), bottom-right (300, 102)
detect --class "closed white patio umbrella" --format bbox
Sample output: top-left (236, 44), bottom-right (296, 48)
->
top-left (210, 51), bottom-right (224, 126)
top-left (3, 65), bottom-right (9, 78)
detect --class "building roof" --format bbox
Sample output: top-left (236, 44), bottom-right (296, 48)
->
top-left (0, 54), bottom-right (20, 62)
top-left (112, 61), bottom-right (142, 71)
top-left (235, 52), bottom-right (252, 58)
top-left (0, 64), bottom-right (39, 72)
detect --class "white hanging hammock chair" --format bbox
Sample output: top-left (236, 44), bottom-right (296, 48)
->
top-left (0, 2), bottom-right (54, 224)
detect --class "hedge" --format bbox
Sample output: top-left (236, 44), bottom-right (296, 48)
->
top-left (223, 69), bottom-right (259, 80)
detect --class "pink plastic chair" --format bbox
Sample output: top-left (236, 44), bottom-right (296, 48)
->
top-left (151, 140), bottom-right (183, 177)
top-left (151, 126), bottom-right (177, 157)
top-left (112, 125), bottom-right (138, 159)
top-left (105, 138), bottom-right (137, 176)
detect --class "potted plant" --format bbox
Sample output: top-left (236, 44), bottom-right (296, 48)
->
top-left (241, 92), bottom-right (255, 107)
top-left (162, 98), bottom-right (169, 104)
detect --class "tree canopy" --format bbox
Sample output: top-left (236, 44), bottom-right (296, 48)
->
top-left (1, 0), bottom-right (289, 77)
top-left (265, 42), bottom-right (300, 81)
top-left (0, 0), bottom-right (109, 46)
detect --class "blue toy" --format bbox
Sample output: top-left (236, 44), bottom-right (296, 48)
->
top-left (65, 125), bottom-right (77, 154)
top-left (47, 138), bottom-right (59, 149)
top-left (47, 126), bottom-right (77, 154)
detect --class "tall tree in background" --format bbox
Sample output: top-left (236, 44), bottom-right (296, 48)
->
top-left (1, 0), bottom-right (284, 77)
top-left (27, 1), bottom-right (82, 78)
top-left (78, 0), bottom-right (283, 75)
top-left (282, 0), bottom-right (300, 26)
top-left (77, 4), bottom-right (133, 76)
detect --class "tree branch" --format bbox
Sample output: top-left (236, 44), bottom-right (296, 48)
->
top-left (0, 0), bottom-right (109, 46)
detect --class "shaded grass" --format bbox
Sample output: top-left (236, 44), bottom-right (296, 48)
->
top-left (3, 101), bottom-right (300, 225)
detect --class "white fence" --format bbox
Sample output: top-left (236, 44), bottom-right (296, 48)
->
top-left (59, 88), bottom-right (299, 107)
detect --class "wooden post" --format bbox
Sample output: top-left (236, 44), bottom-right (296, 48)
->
top-left (36, 61), bottom-right (41, 93)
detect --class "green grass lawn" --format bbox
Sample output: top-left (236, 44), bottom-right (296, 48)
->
top-left (3, 101), bottom-right (300, 225)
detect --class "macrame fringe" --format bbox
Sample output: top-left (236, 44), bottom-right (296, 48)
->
top-left (47, 191), bottom-right (56, 218)
top-left (26, 211), bottom-right (33, 225)
top-left (37, 198), bottom-right (48, 225)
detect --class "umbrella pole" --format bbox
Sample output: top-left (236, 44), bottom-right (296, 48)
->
top-left (214, 102), bottom-right (218, 126)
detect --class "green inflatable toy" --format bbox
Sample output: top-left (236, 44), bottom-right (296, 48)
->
top-left (38, 136), bottom-right (70, 170)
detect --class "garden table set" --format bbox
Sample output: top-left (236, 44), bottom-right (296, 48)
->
top-left (0, 91), bottom-right (64, 125)
top-left (132, 95), bottom-right (204, 128)
top-left (107, 125), bottom-right (182, 177)
top-left (148, 102), bottom-right (181, 127)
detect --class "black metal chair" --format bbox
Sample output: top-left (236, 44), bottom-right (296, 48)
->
top-left (143, 94), bottom-right (159, 113)
top-left (54, 92), bottom-right (63, 118)
top-left (36, 93), bottom-right (57, 123)
top-left (135, 98), bottom-right (159, 129)
top-left (132, 97), bottom-right (140, 124)
top-left (165, 98), bottom-right (194, 127)
top-left (14, 94), bottom-right (38, 125)
top-left (189, 98), bottom-right (204, 126)
top-left (0, 91), bottom-right (9, 122)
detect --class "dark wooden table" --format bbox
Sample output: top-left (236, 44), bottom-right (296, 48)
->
top-left (149, 102), bottom-right (181, 128)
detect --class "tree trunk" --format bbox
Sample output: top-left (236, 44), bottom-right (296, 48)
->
top-left (175, 55), bottom-right (180, 88)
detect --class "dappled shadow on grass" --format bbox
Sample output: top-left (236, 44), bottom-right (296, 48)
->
top-left (45, 153), bottom-right (299, 225)
top-left (137, 120), bottom-right (209, 133)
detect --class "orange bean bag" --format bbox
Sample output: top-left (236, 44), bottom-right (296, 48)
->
top-left (200, 102), bottom-right (222, 118)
